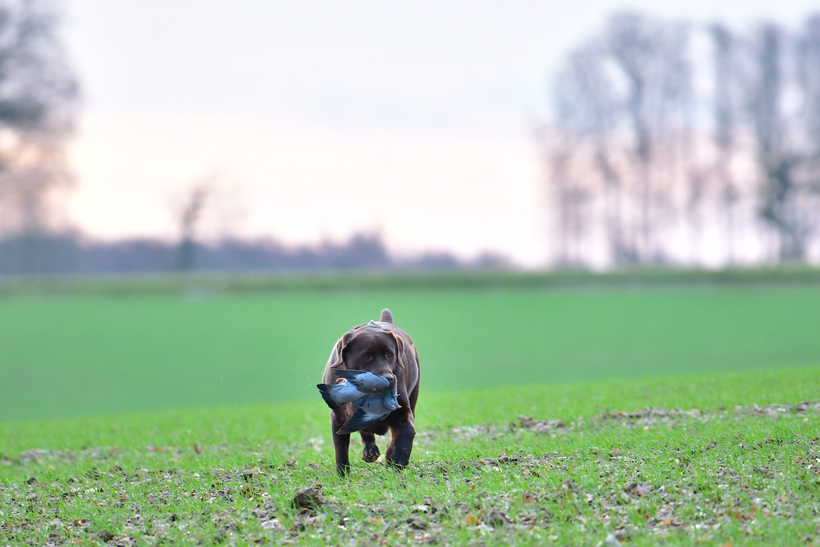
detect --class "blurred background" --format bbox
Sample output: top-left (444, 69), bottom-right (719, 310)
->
top-left (1, 0), bottom-right (820, 422)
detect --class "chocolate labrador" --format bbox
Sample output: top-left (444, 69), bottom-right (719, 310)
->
top-left (321, 308), bottom-right (420, 476)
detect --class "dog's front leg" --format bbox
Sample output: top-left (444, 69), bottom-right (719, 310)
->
top-left (385, 408), bottom-right (415, 469)
top-left (331, 410), bottom-right (351, 476)
top-left (360, 433), bottom-right (380, 463)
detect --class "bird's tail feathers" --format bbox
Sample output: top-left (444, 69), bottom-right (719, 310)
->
top-left (316, 384), bottom-right (341, 410)
top-left (337, 409), bottom-right (387, 434)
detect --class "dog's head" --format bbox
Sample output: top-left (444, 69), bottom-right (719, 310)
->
top-left (330, 322), bottom-right (405, 383)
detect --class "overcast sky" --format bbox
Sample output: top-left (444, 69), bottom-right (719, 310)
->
top-left (61, 0), bottom-right (820, 267)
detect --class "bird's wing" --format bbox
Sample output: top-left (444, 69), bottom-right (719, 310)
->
top-left (336, 409), bottom-right (390, 434)
top-left (334, 369), bottom-right (364, 381)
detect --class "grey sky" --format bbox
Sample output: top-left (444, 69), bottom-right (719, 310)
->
top-left (62, 0), bottom-right (820, 266)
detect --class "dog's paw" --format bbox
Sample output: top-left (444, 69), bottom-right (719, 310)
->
top-left (386, 457), bottom-right (408, 470)
top-left (386, 451), bottom-right (410, 470)
top-left (362, 444), bottom-right (381, 463)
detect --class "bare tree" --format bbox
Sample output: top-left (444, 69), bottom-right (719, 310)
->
top-left (740, 23), bottom-right (818, 261)
top-left (546, 13), bottom-right (693, 267)
top-left (710, 24), bottom-right (740, 264)
top-left (0, 0), bottom-right (78, 274)
top-left (794, 15), bottom-right (820, 249)
top-left (541, 128), bottom-right (591, 268)
top-left (175, 181), bottom-right (211, 272)
top-left (554, 42), bottom-right (635, 265)
top-left (0, 0), bottom-right (78, 234)
top-left (607, 13), bottom-right (693, 263)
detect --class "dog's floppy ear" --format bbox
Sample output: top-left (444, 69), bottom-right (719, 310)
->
top-left (329, 332), bottom-right (354, 369)
top-left (386, 330), bottom-right (406, 371)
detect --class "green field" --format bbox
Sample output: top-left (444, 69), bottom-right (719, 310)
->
top-left (2, 276), bottom-right (820, 545)
top-left (1, 367), bottom-right (819, 545)
top-left (2, 284), bottom-right (820, 420)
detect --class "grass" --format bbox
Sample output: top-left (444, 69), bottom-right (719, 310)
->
top-left (3, 275), bottom-right (819, 543)
top-left (3, 285), bottom-right (820, 420)
top-left (1, 366), bottom-right (819, 545)
top-left (4, 265), bottom-right (820, 297)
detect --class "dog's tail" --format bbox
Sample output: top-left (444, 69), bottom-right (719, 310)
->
top-left (380, 308), bottom-right (393, 324)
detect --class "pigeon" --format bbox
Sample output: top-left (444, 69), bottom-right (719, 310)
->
top-left (333, 369), bottom-right (390, 393)
top-left (316, 378), bottom-right (369, 410)
top-left (336, 386), bottom-right (401, 434)
top-left (316, 370), bottom-right (392, 410)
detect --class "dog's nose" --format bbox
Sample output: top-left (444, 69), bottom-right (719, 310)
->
top-left (383, 373), bottom-right (396, 386)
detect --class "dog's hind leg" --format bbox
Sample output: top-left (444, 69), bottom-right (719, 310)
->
top-left (331, 410), bottom-right (351, 476)
top-left (360, 433), bottom-right (380, 463)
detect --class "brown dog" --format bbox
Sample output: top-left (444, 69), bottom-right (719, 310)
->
top-left (321, 308), bottom-right (420, 476)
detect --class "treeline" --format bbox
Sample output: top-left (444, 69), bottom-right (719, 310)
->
top-left (0, 232), bottom-right (509, 276)
top-left (544, 12), bottom-right (820, 268)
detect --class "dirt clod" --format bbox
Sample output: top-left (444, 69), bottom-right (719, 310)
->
top-left (407, 516), bottom-right (428, 530)
top-left (484, 507), bottom-right (509, 528)
top-left (291, 486), bottom-right (326, 512)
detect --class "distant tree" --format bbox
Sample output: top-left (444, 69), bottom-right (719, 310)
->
top-left (0, 0), bottom-right (78, 274)
top-left (544, 12), bottom-right (820, 267)
top-left (547, 13), bottom-right (693, 266)
top-left (793, 16), bottom-right (820, 252)
top-left (175, 181), bottom-right (211, 271)
top-left (0, 0), bottom-right (78, 234)
top-left (740, 23), bottom-right (820, 261)
top-left (606, 13), bottom-right (693, 263)
top-left (329, 233), bottom-right (390, 270)
top-left (710, 24), bottom-right (740, 264)
top-left (541, 129), bottom-right (590, 268)
top-left (553, 42), bottom-right (632, 265)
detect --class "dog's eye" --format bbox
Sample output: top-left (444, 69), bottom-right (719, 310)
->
top-left (362, 353), bottom-right (372, 360)
top-left (385, 351), bottom-right (394, 359)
